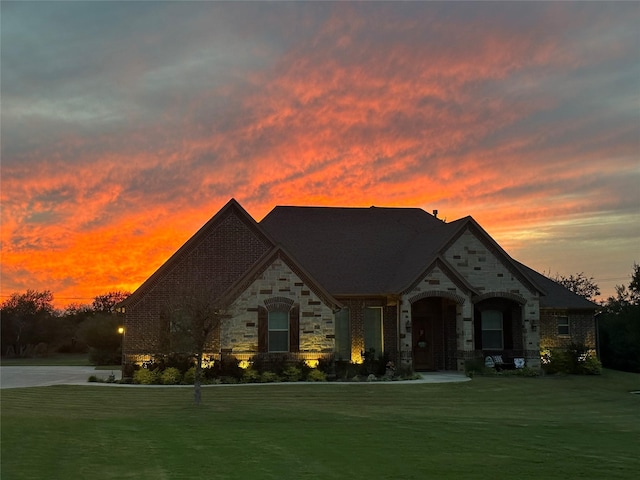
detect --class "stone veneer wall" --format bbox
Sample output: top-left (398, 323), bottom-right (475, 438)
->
top-left (400, 227), bottom-right (542, 371)
top-left (224, 255), bottom-right (335, 360)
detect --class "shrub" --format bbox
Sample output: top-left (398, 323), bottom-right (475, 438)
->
top-left (213, 355), bottom-right (243, 380)
top-left (241, 368), bottom-right (261, 383)
top-left (306, 369), bottom-right (327, 382)
top-left (122, 362), bottom-right (138, 379)
top-left (260, 371), bottom-right (281, 383)
top-left (87, 375), bottom-right (98, 382)
top-left (133, 368), bottom-right (159, 385)
top-left (464, 357), bottom-right (496, 377)
top-left (144, 353), bottom-right (194, 374)
top-left (250, 353), bottom-right (289, 375)
top-left (580, 355), bottom-right (603, 375)
top-left (360, 349), bottom-right (390, 376)
top-left (334, 360), bottom-right (360, 380)
top-left (501, 367), bottom-right (540, 378)
top-left (161, 367), bottom-right (182, 385)
top-left (316, 355), bottom-right (335, 375)
top-left (282, 365), bottom-right (302, 382)
top-left (542, 343), bottom-right (602, 375)
top-left (183, 366), bottom-right (196, 384)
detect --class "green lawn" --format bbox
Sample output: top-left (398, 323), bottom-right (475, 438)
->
top-left (0, 353), bottom-right (92, 366)
top-left (2, 370), bottom-right (639, 480)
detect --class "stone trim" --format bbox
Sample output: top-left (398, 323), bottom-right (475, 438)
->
top-left (473, 291), bottom-right (527, 305)
top-left (264, 296), bottom-right (295, 312)
top-left (408, 290), bottom-right (466, 305)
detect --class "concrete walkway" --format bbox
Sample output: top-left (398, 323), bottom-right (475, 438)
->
top-left (0, 366), bottom-right (469, 389)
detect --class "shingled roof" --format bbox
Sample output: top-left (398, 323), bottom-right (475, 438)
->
top-left (515, 261), bottom-right (599, 310)
top-left (261, 206), bottom-right (466, 295)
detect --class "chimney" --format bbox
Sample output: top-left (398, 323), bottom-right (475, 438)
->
top-left (432, 209), bottom-right (438, 218)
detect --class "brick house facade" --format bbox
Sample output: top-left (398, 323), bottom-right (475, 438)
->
top-left (118, 199), bottom-right (597, 371)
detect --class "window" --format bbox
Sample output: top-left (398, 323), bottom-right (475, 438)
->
top-left (481, 310), bottom-right (503, 350)
top-left (557, 316), bottom-right (570, 336)
top-left (364, 307), bottom-right (383, 354)
top-left (268, 311), bottom-right (289, 352)
top-left (335, 308), bottom-right (351, 361)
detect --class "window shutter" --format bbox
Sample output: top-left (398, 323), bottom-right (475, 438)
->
top-left (258, 306), bottom-right (268, 353)
top-left (289, 306), bottom-right (300, 353)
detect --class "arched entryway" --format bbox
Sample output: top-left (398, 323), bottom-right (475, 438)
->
top-left (411, 296), bottom-right (458, 371)
top-left (473, 295), bottom-right (525, 357)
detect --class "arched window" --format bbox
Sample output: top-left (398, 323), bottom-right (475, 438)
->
top-left (257, 299), bottom-right (299, 353)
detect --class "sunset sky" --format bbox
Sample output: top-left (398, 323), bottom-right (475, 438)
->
top-left (2, 1), bottom-right (639, 309)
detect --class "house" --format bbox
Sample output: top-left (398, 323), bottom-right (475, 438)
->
top-left (118, 199), bottom-right (597, 372)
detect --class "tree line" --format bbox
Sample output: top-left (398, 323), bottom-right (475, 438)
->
top-left (1, 290), bottom-right (130, 364)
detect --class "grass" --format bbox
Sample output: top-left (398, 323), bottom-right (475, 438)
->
top-left (2, 370), bottom-right (639, 479)
top-left (0, 353), bottom-right (92, 366)
top-left (0, 353), bottom-right (120, 370)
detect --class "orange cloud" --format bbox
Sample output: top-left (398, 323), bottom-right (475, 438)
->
top-left (1, 2), bottom-right (637, 307)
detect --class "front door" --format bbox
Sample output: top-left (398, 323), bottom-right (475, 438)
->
top-left (412, 317), bottom-right (435, 370)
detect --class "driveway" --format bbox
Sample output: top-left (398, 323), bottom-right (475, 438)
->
top-left (0, 366), bottom-right (121, 389)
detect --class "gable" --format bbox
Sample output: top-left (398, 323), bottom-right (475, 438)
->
top-left (219, 247), bottom-right (341, 312)
top-left (122, 199), bottom-right (274, 309)
top-left (441, 220), bottom-right (543, 298)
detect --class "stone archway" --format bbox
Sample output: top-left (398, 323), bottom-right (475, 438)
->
top-left (410, 296), bottom-right (458, 371)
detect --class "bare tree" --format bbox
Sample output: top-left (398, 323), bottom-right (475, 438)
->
top-left (163, 285), bottom-right (228, 405)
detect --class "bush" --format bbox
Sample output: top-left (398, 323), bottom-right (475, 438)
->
top-left (213, 355), bottom-right (243, 380)
top-left (260, 371), bottom-right (281, 383)
top-left (334, 360), bottom-right (360, 380)
top-left (144, 353), bottom-right (194, 374)
top-left (580, 355), bottom-right (603, 375)
top-left (249, 353), bottom-right (289, 375)
top-left (542, 343), bottom-right (601, 375)
top-left (183, 366), bottom-right (196, 384)
top-left (133, 368), bottom-right (159, 385)
top-left (306, 369), bottom-right (327, 382)
top-left (464, 357), bottom-right (497, 377)
top-left (282, 365), bottom-right (302, 382)
top-left (316, 355), bottom-right (335, 375)
top-left (161, 367), bottom-right (182, 385)
top-left (241, 368), bottom-right (261, 383)
top-left (360, 349), bottom-right (390, 376)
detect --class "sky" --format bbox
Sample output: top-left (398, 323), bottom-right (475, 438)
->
top-left (1, 1), bottom-right (639, 309)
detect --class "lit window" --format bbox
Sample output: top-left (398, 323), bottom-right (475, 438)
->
top-left (482, 310), bottom-right (503, 350)
top-left (335, 308), bottom-right (351, 361)
top-left (557, 316), bottom-right (570, 336)
top-left (364, 307), bottom-right (383, 354)
top-left (268, 311), bottom-right (289, 352)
